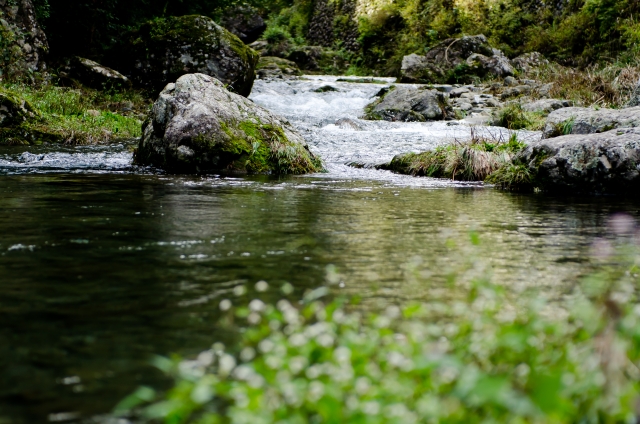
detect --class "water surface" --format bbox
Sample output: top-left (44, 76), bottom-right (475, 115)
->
top-left (0, 76), bottom-right (637, 423)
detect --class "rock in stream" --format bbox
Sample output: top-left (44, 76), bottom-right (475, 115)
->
top-left (135, 73), bottom-right (322, 174)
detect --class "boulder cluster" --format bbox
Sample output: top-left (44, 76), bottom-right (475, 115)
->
top-left (400, 35), bottom-right (548, 84)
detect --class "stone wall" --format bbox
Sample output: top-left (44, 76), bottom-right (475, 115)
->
top-left (0, 0), bottom-right (48, 80)
top-left (307, 0), bottom-right (359, 52)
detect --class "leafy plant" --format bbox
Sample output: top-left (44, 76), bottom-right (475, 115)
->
top-left (116, 224), bottom-right (640, 424)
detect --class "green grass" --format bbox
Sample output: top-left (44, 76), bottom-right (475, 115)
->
top-left (0, 82), bottom-right (149, 145)
top-left (116, 228), bottom-right (640, 424)
top-left (386, 133), bottom-right (526, 182)
top-left (492, 103), bottom-right (546, 131)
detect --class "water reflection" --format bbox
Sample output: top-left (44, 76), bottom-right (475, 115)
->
top-left (1, 173), bottom-right (639, 422)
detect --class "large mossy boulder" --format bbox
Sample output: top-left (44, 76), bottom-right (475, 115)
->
top-left (134, 73), bottom-right (323, 174)
top-left (112, 15), bottom-right (259, 96)
top-left (400, 35), bottom-right (515, 84)
top-left (363, 86), bottom-right (451, 122)
top-left (519, 127), bottom-right (640, 193)
top-left (0, 0), bottom-right (48, 81)
top-left (543, 107), bottom-right (640, 138)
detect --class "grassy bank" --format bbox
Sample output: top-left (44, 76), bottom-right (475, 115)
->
top-left (0, 82), bottom-right (149, 145)
top-left (117, 225), bottom-right (640, 423)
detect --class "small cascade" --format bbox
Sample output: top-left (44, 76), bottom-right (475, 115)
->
top-left (250, 76), bottom-right (541, 183)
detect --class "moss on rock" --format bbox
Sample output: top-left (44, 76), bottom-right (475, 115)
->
top-left (112, 15), bottom-right (259, 96)
top-left (134, 73), bottom-right (322, 175)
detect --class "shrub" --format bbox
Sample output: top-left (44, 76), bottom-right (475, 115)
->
top-left (116, 225), bottom-right (640, 424)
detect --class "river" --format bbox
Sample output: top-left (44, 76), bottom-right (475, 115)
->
top-left (0, 76), bottom-right (638, 423)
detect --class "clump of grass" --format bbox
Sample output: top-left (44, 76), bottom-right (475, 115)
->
top-left (493, 103), bottom-right (546, 131)
top-left (529, 62), bottom-right (640, 108)
top-left (117, 226), bottom-right (640, 424)
top-left (485, 162), bottom-right (533, 191)
top-left (0, 82), bottom-right (149, 145)
top-left (387, 131), bottom-right (526, 181)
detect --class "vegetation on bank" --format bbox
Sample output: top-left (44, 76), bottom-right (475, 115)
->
top-left (259, 0), bottom-right (640, 76)
top-left (492, 103), bottom-right (546, 131)
top-left (117, 227), bottom-right (640, 423)
top-left (0, 82), bottom-right (148, 145)
top-left (383, 132), bottom-right (527, 182)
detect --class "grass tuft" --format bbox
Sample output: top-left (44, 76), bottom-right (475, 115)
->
top-left (493, 103), bottom-right (546, 131)
top-left (387, 131), bottom-right (526, 182)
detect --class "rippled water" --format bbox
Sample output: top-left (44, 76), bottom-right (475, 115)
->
top-left (0, 77), bottom-right (637, 423)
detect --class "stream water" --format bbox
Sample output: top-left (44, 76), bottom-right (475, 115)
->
top-left (1, 76), bottom-right (639, 423)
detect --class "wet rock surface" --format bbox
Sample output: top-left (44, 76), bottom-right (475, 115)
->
top-left (543, 106), bottom-right (640, 138)
top-left (58, 57), bottom-right (131, 89)
top-left (111, 15), bottom-right (259, 96)
top-left (521, 127), bottom-right (640, 193)
top-left (135, 73), bottom-right (321, 174)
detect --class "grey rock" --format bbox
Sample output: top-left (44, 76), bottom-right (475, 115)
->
top-left (537, 83), bottom-right (554, 98)
top-left (400, 54), bottom-right (430, 84)
top-left (256, 56), bottom-right (301, 80)
top-left (450, 87), bottom-right (470, 98)
top-left (485, 97), bottom-right (500, 107)
top-left (501, 85), bottom-right (532, 99)
top-left (543, 107), bottom-right (640, 138)
top-left (219, 4), bottom-right (266, 44)
top-left (511, 52), bottom-right (548, 73)
top-left (466, 51), bottom-right (515, 78)
top-left (335, 118), bottom-right (362, 130)
top-left (520, 127), bottom-right (640, 193)
top-left (399, 35), bottom-right (509, 83)
top-left (522, 99), bottom-right (568, 114)
top-left (135, 73), bottom-right (321, 174)
top-left (113, 15), bottom-right (259, 96)
top-left (457, 101), bottom-right (473, 112)
top-left (504, 76), bottom-right (517, 86)
top-left (364, 86), bottom-right (449, 121)
top-left (60, 57), bottom-right (131, 89)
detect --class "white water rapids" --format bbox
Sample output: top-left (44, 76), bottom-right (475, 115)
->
top-left (0, 76), bottom-right (542, 185)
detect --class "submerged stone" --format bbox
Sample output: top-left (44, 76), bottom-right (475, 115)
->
top-left (135, 73), bottom-right (323, 174)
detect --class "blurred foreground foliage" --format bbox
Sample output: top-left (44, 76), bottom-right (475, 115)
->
top-left (117, 217), bottom-right (640, 423)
